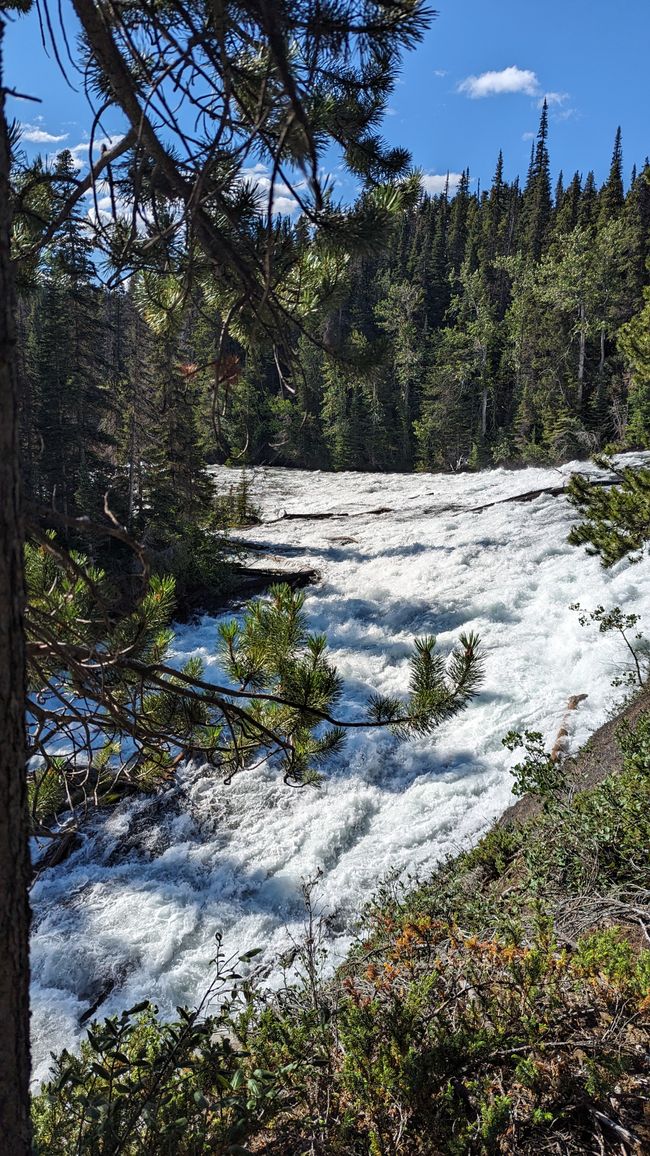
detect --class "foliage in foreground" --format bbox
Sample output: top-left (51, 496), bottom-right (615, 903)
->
top-left (26, 538), bottom-right (482, 832)
top-left (33, 713), bottom-right (650, 1154)
top-left (31, 939), bottom-right (281, 1156)
top-left (568, 459), bottom-right (650, 566)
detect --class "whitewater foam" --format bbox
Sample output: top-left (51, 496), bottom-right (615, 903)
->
top-left (30, 455), bottom-right (650, 1084)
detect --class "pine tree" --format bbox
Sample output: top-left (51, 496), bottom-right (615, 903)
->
top-left (555, 171), bottom-right (582, 234)
top-left (599, 127), bottom-right (625, 223)
top-left (429, 192), bottom-right (452, 327)
top-left (568, 462), bottom-right (650, 565)
top-left (579, 171), bottom-right (598, 228)
top-left (26, 152), bottom-right (116, 520)
top-left (375, 280), bottom-right (426, 467)
top-left (619, 282), bottom-right (650, 446)
top-left (448, 169), bottom-right (472, 271)
top-left (407, 196), bottom-right (436, 327)
top-left (321, 351), bottom-right (367, 470)
top-left (554, 170), bottom-right (565, 209)
top-left (0, 31), bottom-right (31, 1145)
top-left (481, 151), bottom-right (511, 320)
top-left (520, 100), bottom-right (553, 260)
top-left (483, 151), bottom-right (506, 265)
top-left (625, 162), bottom-right (650, 304)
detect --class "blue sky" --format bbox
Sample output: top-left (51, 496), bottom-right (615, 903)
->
top-left (5, 0), bottom-right (649, 202)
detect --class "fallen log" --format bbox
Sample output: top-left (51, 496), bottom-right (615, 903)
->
top-left (175, 565), bottom-right (320, 620)
top-left (268, 506), bottom-right (393, 522)
top-left (32, 829), bottom-right (82, 876)
top-left (470, 477), bottom-right (619, 513)
top-left (226, 565), bottom-right (320, 602)
top-left (551, 693), bottom-right (589, 762)
top-left (79, 980), bottom-right (116, 1026)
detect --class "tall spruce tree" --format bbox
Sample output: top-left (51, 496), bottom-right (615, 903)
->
top-left (599, 126), bottom-right (625, 224)
top-left (520, 100), bottom-right (553, 261)
top-left (375, 280), bottom-right (426, 467)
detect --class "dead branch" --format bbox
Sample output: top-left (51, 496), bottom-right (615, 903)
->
top-left (470, 477), bottom-right (619, 513)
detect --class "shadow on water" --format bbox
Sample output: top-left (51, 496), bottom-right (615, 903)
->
top-left (306, 595), bottom-right (473, 639)
top-left (235, 536), bottom-right (454, 566)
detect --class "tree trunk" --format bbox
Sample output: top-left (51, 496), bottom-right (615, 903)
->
top-left (15, 297), bottom-right (34, 500)
top-left (596, 324), bottom-right (607, 408)
top-left (480, 344), bottom-right (488, 439)
top-left (577, 300), bottom-right (586, 408)
top-left (0, 27), bottom-right (32, 1151)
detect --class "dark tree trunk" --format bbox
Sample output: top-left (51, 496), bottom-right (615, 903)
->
top-left (577, 300), bottom-right (586, 408)
top-left (0, 26), bottom-right (32, 1151)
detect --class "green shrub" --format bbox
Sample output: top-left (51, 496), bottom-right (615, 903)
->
top-left (32, 946), bottom-right (298, 1156)
top-left (617, 710), bottom-right (650, 773)
top-left (575, 927), bottom-right (650, 995)
top-left (502, 730), bottom-right (567, 806)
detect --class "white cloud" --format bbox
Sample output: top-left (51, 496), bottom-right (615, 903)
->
top-left (522, 131), bottom-right (536, 141)
top-left (535, 92), bottom-right (579, 123)
top-left (458, 65), bottom-right (540, 99)
top-left (21, 124), bottom-right (68, 144)
top-left (539, 91), bottom-right (569, 108)
top-left (555, 106), bottom-right (579, 123)
top-left (240, 165), bottom-right (299, 216)
top-left (86, 185), bottom-right (137, 228)
top-left (421, 172), bottom-right (463, 195)
top-left (272, 194), bottom-right (300, 215)
top-left (89, 194), bottom-right (116, 218)
top-left (433, 69), bottom-right (448, 78)
top-left (69, 135), bottom-right (126, 163)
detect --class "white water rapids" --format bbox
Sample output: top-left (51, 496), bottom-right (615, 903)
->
top-left (30, 455), bottom-right (650, 1084)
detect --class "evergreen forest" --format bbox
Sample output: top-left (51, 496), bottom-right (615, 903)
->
top-left (15, 108), bottom-right (650, 546)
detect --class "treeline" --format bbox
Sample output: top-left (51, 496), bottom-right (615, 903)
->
top-left (16, 108), bottom-right (650, 534)
top-left (278, 110), bottom-right (650, 472)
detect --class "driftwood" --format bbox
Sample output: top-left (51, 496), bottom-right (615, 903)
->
top-left (79, 980), bottom-right (116, 1026)
top-left (175, 565), bottom-right (320, 620)
top-left (550, 694), bottom-right (589, 762)
top-left (253, 478), bottom-right (621, 524)
top-left (269, 506), bottom-right (393, 522)
top-left (227, 565), bottom-right (319, 599)
top-left (470, 477), bottom-right (619, 513)
top-left (32, 830), bottom-right (82, 877)
top-left (590, 1107), bottom-right (643, 1151)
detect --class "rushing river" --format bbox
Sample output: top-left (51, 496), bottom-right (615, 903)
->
top-left (30, 456), bottom-right (650, 1084)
